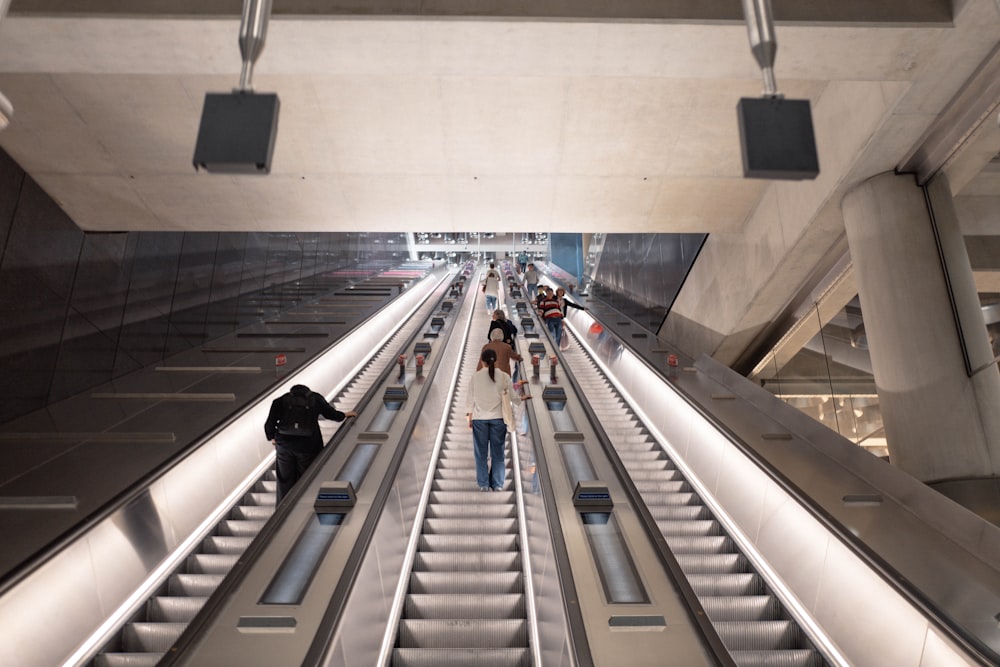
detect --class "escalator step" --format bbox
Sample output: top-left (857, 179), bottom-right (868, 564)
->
top-left (422, 518), bottom-right (517, 535)
top-left (429, 490), bottom-right (514, 504)
top-left (700, 596), bottom-right (782, 622)
top-left (675, 553), bottom-right (749, 574)
top-left (438, 449), bottom-right (476, 460)
top-left (656, 519), bottom-right (721, 537)
top-left (716, 620), bottom-right (802, 650)
top-left (635, 479), bottom-right (690, 493)
top-left (599, 420), bottom-right (640, 431)
top-left (628, 469), bottom-right (684, 482)
top-left (425, 503), bottom-right (515, 519)
top-left (231, 505), bottom-right (272, 521)
top-left (687, 573), bottom-right (764, 597)
top-left (186, 553), bottom-right (239, 574)
top-left (122, 622), bottom-right (186, 652)
top-left (663, 535), bottom-right (734, 554)
top-left (613, 435), bottom-right (660, 446)
top-left (409, 572), bottom-right (523, 595)
top-left (618, 450), bottom-right (665, 462)
top-left (437, 457), bottom-right (489, 469)
top-left (202, 535), bottom-right (253, 554)
top-left (93, 653), bottom-right (163, 667)
top-left (391, 647), bottom-right (530, 667)
top-left (435, 468), bottom-right (483, 479)
top-left (218, 519), bottom-right (266, 537)
top-left (167, 573), bottom-right (225, 597)
top-left (397, 619), bottom-right (527, 648)
top-left (419, 534), bottom-right (517, 552)
top-left (254, 479), bottom-right (277, 493)
top-left (241, 492), bottom-right (275, 507)
top-left (147, 596), bottom-right (207, 622)
top-left (413, 551), bottom-right (521, 572)
top-left (652, 492), bottom-right (701, 506)
top-left (432, 479), bottom-right (512, 492)
top-left (648, 505), bottom-right (710, 521)
top-left (404, 594), bottom-right (525, 620)
top-left (729, 649), bottom-right (824, 667)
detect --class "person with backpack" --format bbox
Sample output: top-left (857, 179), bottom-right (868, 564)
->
top-left (264, 384), bottom-right (357, 504)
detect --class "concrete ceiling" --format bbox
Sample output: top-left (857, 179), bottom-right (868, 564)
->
top-left (0, 1), bottom-right (996, 237)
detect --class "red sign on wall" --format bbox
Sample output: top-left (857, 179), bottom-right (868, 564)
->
top-left (274, 353), bottom-right (287, 367)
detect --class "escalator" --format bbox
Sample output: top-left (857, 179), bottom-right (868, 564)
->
top-left (94, 471), bottom-right (277, 667)
top-left (559, 331), bottom-right (828, 667)
top-left (391, 296), bottom-right (531, 666)
top-left (89, 280), bottom-right (435, 667)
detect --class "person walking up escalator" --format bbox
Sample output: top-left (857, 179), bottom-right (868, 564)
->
top-left (264, 384), bottom-right (357, 504)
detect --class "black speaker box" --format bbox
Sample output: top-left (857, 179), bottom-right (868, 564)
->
top-left (193, 92), bottom-right (280, 174)
top-left (737, 97), bottom-right (819, 180)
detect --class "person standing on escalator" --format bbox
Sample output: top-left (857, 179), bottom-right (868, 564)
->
top-left (467, 349), bottom-right (530, 492)
top-left (536, 286), bottom-right (565, 347)
top-left (264, 384), bottom-right (357, 504)
top-left (482, 263), bottom-right (502, 313)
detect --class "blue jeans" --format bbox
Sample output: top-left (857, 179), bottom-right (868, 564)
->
top-left (547, 317), bottom-right (563, 347)
top-left (526, 284), bottom-right (537, 301)
top-left (472, 418), bottom-right (507, 489)
top-left (485, 294), bottom-right (497, 311)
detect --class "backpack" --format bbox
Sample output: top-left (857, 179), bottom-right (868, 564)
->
top-left (277, 393), bottom-right (315, 436)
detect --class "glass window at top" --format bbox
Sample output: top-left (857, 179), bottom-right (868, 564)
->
top-left (754, 291), bottom-right (1000, 463)
top-left (753, 296), bottom-right (886, 458)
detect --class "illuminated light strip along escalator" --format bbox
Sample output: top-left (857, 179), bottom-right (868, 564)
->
top-left (558, 330), bottom-right (829, 667)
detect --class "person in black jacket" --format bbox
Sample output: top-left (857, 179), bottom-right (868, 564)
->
top-left (487, 308), bottom-right (518, 349)
top-left (556, 286), bottom-right (586, 317)
top-left (264, 384), bottom-right (357, 504)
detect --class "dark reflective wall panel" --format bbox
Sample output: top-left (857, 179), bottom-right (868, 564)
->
top-left (587, 233), bottom-right (706, 333)
top-left (118, 232), bottom-right (184, 370)
top-left (0, 149), bottom-right (398, 425)
top-left (0, 176), bottom-right (84, 419)
top-left (51, 232), bottom-right (133, 400)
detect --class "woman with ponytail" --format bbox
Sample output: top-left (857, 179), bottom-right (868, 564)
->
top-left (466, 348), bottom-right (530, 491)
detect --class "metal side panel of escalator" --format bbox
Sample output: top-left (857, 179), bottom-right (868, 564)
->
top-left (92, 471), bottom-right (277, 667)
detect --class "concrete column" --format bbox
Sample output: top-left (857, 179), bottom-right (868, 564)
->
top-left (841, 171), bottom-right (1000, 483)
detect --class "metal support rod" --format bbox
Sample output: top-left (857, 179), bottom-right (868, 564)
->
top-left (741, 0), bottom-right (780, 97)
top-left (238, 0), bottom-right (273, 92)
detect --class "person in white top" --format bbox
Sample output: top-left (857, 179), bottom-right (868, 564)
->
top-left (466, 348), bottom-right (531, 490)
top-left (522, 263), bottom-right (539, 304)
top-left (482, 263), bottom-right (502, 313)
